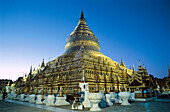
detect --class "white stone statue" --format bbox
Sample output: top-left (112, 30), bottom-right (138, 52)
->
top-left (114, 93), bottom-right (120, 103)
top-left (118, 97), bottom-right (123, 104)
top-left (157, 85), bottom-right (161, 93)
top-left (109, 92), bottom-right (116, 103)
top-left (98, 91), bottom-right (107, 108)
top-left (130, 93), bottom-right (135, 101)
top-left (106, 94), bottom-right (113, 106)
top-left (82, 91), bottom-right (92, 108)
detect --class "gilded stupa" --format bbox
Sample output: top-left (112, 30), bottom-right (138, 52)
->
top-left (60, 11), bottom-right (114, 62)
top-left (13, 11), bottom-right (166, 97)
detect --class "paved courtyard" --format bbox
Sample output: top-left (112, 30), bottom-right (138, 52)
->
top-left (0, 98), bottom-right (170, 112)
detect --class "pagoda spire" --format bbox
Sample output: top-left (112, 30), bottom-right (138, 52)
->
top-left (138, 60), bottom-right (143, 71)
top-left (80, 10), bottom-right (84, 19)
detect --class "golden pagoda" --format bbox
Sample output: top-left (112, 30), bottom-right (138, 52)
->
top-left (13, 11), bottom-right (170, 97)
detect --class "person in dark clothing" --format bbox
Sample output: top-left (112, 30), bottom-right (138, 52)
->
top-left (3, 91), bottom-right (7, 100)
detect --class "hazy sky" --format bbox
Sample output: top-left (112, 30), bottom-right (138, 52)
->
top-left (0, 0), bottom-right (170, 81)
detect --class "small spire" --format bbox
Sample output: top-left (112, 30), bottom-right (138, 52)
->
top-left (133, 65), bottom-right (135, 71)
top-left (41, 59), bottom-right (45, 67)
top-left (80, 10), bottom-right (84, 19)
top-left (30, 66), bottom-right (32, 74)
top-left (139, 60), bottom-right (141, 66)
top-left (143, 64), bottom-right (145, 69)
top-left (120, 58), bottom-right (124, 66)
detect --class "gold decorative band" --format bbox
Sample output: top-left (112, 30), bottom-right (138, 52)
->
top-left (65, 40), bottom-right (100, 50)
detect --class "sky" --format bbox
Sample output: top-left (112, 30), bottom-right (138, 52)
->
top-left (0, 0), bottom-right (170, 81)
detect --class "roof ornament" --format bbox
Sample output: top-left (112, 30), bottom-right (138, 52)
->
top-left (41, 59), bottom-right (45, 67)
top-left (80, 10), bottom-right (84, 19)
top-left (139, 60), bottom-right (141, 67)
top-left (120, 58), bottom-right (124, 66)
top-left (30, 66), bottom-right (32, 74)
top-left (143, 64), bottom-right (146, 69)
top-left (133, 65), bottom-right (135, 73)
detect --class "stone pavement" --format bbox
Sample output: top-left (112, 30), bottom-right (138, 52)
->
top-left (0, 98), bottom-right (170, 112)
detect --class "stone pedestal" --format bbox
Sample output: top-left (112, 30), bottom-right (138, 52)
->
top-left (7, 93), bottom-right (12, 99)
top-left (72, 96), bottom-right (83, 110)
top-left (20, 94), bottom-right (25, 101)
top-left (36, 95), bottom-right (43, 104)
top-left (24, 95), bottom-right (29, 102)
top-left (41, 95), bottom-right (47, 104)
top-left (114, 93), bottom-right (119, 103)
top-left (109, 92), bottom-right (116, 103)
top-left (118, 97), bottom-right (123, 104)
top-left (46, 95), bottom-right (55, 106)
top-left (119, 92), bottom-right (131, 105)
top-left (130, 93), bottom-right (135, 101)
top-left (29, 94), bottom-right (36, 103)
top-left (83, 91), bottom-right (92, 108)
top-left (106, 94), bottom-right (113, 106)
top-left (55, 96), bottom-right (70, 106)
top-left (14, 94), bottom-right (18, 100)
top-left (11, 87), bottom-right (16, 100)
top-left (99, 91), bottom-right (107, 108)
top-left (89, 93), bottom-right (102, 111)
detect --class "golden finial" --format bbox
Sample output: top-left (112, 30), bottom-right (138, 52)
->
top-left (139, 60), bottom-right (141, 66)
top-left (80, 10), bottom-right (84, 19)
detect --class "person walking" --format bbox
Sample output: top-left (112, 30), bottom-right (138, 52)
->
top-left (3, 91), bottom-right (7, 100)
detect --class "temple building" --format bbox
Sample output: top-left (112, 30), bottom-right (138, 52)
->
top-left (12, 11), bottom-right (170, 97)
